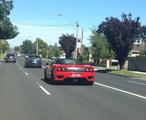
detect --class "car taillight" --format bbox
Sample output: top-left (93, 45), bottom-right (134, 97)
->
top-left (86, 68), bottom-right (94, 72)
top-left (57, 67), bottom-right (66, 71)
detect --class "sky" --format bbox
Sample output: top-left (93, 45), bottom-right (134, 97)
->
top-left (8, 0), bottom-right (146, 47)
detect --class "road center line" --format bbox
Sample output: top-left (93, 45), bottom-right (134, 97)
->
top-left (16, 63), bottom-right (19, 66)
top-left (127, 80), bottom-right (146, 86)
top-left (94, 82), bottom-right (146, 100)
top-left (36, 83), bottom-right (51, 96)
top-left (42, 66), bottom-right (45, 69)
top-left (24, 72), bottom-right (29, 76)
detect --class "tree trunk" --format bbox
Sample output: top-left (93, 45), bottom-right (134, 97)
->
top-left (119, 60), bottom-right (125, 70)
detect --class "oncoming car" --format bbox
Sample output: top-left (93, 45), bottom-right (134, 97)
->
top-left (44, 59), bottom-right (94, 85)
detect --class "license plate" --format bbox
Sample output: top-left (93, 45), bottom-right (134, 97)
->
top-left (71, 74), bottom-right (81, 77)
top-left (33, 60), bottom-right (37, 63)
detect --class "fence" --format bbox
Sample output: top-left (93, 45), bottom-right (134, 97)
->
top-left (128, 56), bottom-right (146, 72)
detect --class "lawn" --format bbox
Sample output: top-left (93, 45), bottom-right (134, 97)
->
top-left (110, 70), bottom-right (145, 77)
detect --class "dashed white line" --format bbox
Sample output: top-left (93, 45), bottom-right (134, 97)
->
top-left (94, 82), bottom-right (146, 100)
top-left (127, 80), bottom-right (146, 86)
top-left (42, 66), bottom-right (45, 69)
top-left (19, 66), bottom-right (22, 70)
top-left (16, 63), bottom-right (19, 66)
top-left (36, 83), bottom-right (51, 96)
top-left (24, 72), bottom-right (29, 76)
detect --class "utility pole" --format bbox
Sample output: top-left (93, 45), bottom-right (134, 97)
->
top-left (75, 21), bottom-right (79, 59)
top-left (80, 28), bottom-right (84, 54)
top-left (36, 40), bottom-right (38, 55)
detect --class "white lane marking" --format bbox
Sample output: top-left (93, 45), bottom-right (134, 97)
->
top-left (36, 83), bottom-right (51, 96)
top-left (24, 72), bottom-right (29, 76)
top-left (42, 66), bottom-right (45, 69)
top-left (94, 82), bottom-right (146, 100)
top-left (127, 80), bottom-right (146, 86)
top-left (19, 66), bottom-right (22, 70)
top-left (16, 63), bottom-right (19, 66)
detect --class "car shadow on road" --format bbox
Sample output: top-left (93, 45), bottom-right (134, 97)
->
top-left (95, 69), bottom-right (113, 73)
top-left (41, 78), bottom-right (92, 86)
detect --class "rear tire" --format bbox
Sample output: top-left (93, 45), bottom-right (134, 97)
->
top-left (44, 70), bottom-right (48, 81)
top-left (86, 81), bottom-right (94, 86)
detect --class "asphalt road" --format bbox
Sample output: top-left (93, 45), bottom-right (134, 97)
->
top-left (0, 57), bottom-right (146, 120)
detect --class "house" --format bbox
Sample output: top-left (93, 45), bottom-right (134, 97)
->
top-left (130, 42), bottom-right (145, 57)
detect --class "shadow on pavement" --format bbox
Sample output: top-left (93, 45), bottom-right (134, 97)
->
top-left (95, 69), bottom-right (113, 73)
top-left (41, 78), bottom-right (92, 86)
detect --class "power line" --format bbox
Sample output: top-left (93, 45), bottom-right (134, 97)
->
top-left (15, 22), bottom-right (76, 27)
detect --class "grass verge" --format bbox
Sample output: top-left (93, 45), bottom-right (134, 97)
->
top-left (109, 70), bottom-right (145, 77)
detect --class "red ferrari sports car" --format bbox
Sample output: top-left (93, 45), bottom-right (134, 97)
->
top-left (44, 59), bottom-right (94, 85)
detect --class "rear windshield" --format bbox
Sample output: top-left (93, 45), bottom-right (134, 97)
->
top-left (7, 54), bottom-right (15, 57)
top-left (55, 59), bottom-right (83, 65)
top-left (28, 56), bottom-right (41, 59)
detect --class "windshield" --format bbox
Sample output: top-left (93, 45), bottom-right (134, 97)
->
top-left (7, 54), bottom-right (15, 57)
top-left (55, 59), bottom-right (83, 65)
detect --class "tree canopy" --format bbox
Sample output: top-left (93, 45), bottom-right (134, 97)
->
top-left (21, 40), bottom-right (33, 54)
top-left (97, 13), bottom-right (143, 69)
top-left (34, 38), bottom-right (48, 58)
top-left (59, 33), bottom-right (76, 59)
top-left (90, 28), bottom-right (112, 63)
top-left (0, 0), bottom-right (19, 40)
top-left (0, 40), bottom-right (9, 54)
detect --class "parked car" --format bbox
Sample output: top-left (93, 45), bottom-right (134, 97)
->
top-left (5, 53), bottom-right (16, 63)
top-left (24, 55), bottom-right (42, 68)
top-left (44, 58), bottom-right (94, 85)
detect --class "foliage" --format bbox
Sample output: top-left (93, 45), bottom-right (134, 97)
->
top-left (47, 45), bottom-right (54, 58)
top-left (59, 33), bottom-right (76, 59)
top-left (34, 38), bottom-right (48, 58)
top-left (0, 0), bottom-right (19, 40)
top-left (139, 48), bottom-right (146, 56)
top-left (98, 13), bottom-right (142, 69)
top-left (47, 44), bottom-right (62, 59)
top-left (14, 46), bottom-right (21, 53)
top-left (21, 40), bottom-right (33, 54)
top-left (53, 43), bottom-right (62, 58)
top-left (78, 45), bottom-right (89, 63)
top-left (0, 40), bottom-right (9, 54)
top-left (89, 28), bottom-right (112, 63)
top-left (140, 25), bottom-right (146, 42)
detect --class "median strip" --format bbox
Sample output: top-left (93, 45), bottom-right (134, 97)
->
top-left (94, 82), bottom-right (146, 100)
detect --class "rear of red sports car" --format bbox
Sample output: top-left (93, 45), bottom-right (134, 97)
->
top-left (52, 64), bottom-right (94, 85)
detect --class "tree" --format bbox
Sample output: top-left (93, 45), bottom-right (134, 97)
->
top-left (79, 45), bottom-right (89, 63)
top-left (59, 33), bottom-right (76, 59)
top-left (0, 40), bottom-right (9, 54)
top-left (53, 43), bottom-right (62, 58)
top-left (34, 38), bottom-right (48, 58)
top-left (0, 0), bottom-right (19, 40)
top-left (14, 46), bottom-right (21, 53)
top-left (98, 13), bottom-right (142, 69)
top-left (21, 40), bottom-right (33, 54)
top-left (47, 45), bottom-right (54, 59)
top-left (90, 28), bottom-right (112, 64)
